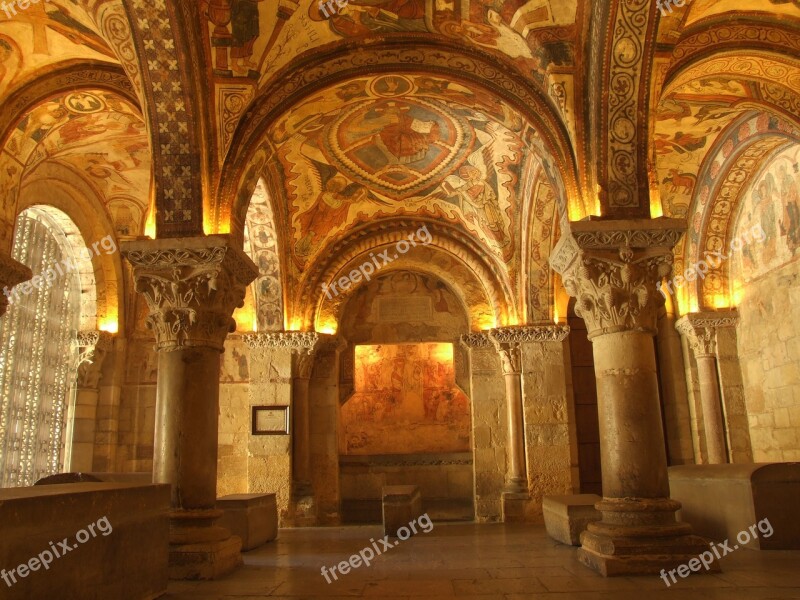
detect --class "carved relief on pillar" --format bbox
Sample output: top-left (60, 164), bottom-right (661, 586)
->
top-left (76, 331), bottom-right (114, 390)
top-left (489, 325), bottom-right (571, 375)
top-left (122, 237), bottom-right (258, 352)
top-left (0, 251), bottom-right (32, 317)
top-left (675, 310), bottom-right (738, 359)
top-left (459, 332), bottom-right (492, 349)
top-left (550, 220), bottom-right (686, 339)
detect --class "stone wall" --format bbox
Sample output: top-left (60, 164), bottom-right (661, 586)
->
top-left (738, 257), bottom-right (800, 462)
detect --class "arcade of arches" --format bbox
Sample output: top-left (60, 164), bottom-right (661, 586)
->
top-left (0, 0), bottom-right (799, 597)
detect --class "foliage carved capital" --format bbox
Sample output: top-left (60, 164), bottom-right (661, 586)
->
top-left (122, 236), bottom-right (258, 352)
top-left (550, 219), bottom-right (685, 339)
top-left (675, 311), bottom-right (737, 358)
top-left (76, 331), bottom-right (114, 389)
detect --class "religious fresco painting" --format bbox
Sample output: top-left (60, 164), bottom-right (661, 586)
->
top-left (340, 342), bottom-right (471, 456)
top-left (268, 74), bottom-right (539, 274)
top-left (0, 90), bottom-right (150, 244)
top-left (244, 178), bottom-right (284, 332)
top-left (732, 145), bottom-right (800, 282)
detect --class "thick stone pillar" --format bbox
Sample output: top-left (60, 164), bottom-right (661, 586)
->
top-left (489, 329), bottom-right (527, 496)
top-left (550, 219), bottom-right (713, 576)
top-left (64, 331), bottom-right (112, 471)
top-left (676, 312), bottom-right (738, 464)
top-left (123, 235), bottom-right (258, 580)
top-left (0, 251), bottom-right (32, 318)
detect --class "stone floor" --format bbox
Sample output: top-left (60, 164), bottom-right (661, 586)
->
top-left (165, 523), bottom-right (800, 599)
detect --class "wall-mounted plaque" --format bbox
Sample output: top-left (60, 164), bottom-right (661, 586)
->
top-left (252, 405), bottom-right (290, 435)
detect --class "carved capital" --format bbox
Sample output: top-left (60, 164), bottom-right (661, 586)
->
top-left (0, 251), bottom-right (32, 318)
top-left (490, 325), bottom-right (571, 344)
top-left (122, 236), bottom-right (258, 352)
top-left (675, 311), bottom-right (736, 358)
top-left (459, 332), bottom-right (492, 349)
top-left (242, 331), bottom-right (334, 379)
top-left (75, 331), bottom-right (114, 389)
top-left (550, 219), bottom-right (685, 339)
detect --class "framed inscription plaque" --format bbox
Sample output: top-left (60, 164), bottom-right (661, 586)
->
top-left (252, 405), bottom-right (290, 435)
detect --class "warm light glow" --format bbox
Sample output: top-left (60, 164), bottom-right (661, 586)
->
top-left (233, 305), bottom-right (257, 332)
top-left (650, 196), bottom-right (664, 218)
top-left (317, 317), bottom-right (338, 335)
top-left (554, 303), bottom-right (559, 324)
top-left (430, 342), bottom-right (454, 363)
top-left (98, 316), bottom-right (118, 334)
top-left (712, 294), bottom-right (730, 309)
top-left (144, 209), bottom-right (156, 239)
top-left (288, 317), bottom-right (303, 331)
top-left (477, 312), bottom-right (497, 330)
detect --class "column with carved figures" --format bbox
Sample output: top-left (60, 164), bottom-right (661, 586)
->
top-left (550, 219), bottom-right (715, 576)
top-left (122, 236), bottom-right (258, 580)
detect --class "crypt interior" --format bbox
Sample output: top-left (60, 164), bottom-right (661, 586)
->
top-left (0, 0), bottom-right (799, 598)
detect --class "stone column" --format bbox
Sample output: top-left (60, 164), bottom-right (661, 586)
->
top-left (676, 312), bottom-right (737, 464)
top-left (242, 331), bottom-right (328, 525)
top-left (122, 235), bottom-right (258, 580)
top-left (550, 219), bottom-right (713, 576)
top-left (489, 328), bottom-right (527, 496)
top-left (0, 251), bottom-right (32, 318)
top-left (64, 331), bottom-right (113, 472)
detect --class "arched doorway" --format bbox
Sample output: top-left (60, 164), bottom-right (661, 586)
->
top-left (336, 270), bottom-right (474, 522)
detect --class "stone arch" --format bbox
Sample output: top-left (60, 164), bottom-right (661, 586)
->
top-left (297, 220), bottom-right (513, 333)
top-left (216, 38), bottom-right (582, 239)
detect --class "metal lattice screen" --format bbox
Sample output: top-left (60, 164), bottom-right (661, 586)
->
top-left (0, 212), bottom-right (80, 487)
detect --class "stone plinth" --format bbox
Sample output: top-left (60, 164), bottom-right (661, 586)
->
top-left (217, 494), bottom-right (278, 551)
top-left (382, 485), bottom-right (422, 537)
top-left (669, 463), bottom-right (800, 549)
top-left (0, 482), bottom-right (169, 600)
top-left (543, 494), bottom-right (602, 545)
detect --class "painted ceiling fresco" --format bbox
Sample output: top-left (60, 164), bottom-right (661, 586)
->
top-left (0, 0), bottom-right (113, 99)
top-left (684, 0), bottom-right (800, 26)
top-left (262, 73), bottom-right (547, 279)
top-left (243, 178), bottom-right (284, 332)
top-left (0, 89), bottom-right (150, 246)
top-left (202, 0), bottom-right (579, 161)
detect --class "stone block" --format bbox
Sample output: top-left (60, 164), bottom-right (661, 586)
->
top-left (542, 493), bottom-right (602, 545)
top-left (0, 482), bottom-right (169, 599)
top-left (669, 463), bottom-right (800, 549)
top-left (217, 493), bottom-right (278, 551)
top-left (382, 485), bottom-right (422, 537)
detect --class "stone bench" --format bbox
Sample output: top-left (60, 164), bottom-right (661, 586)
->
top-left (669, 463), bottom-right (800, 549)
top-left (0, 482), bottom-right (169, 600)
top-left (542, 494), bottom-right (602, 545)
top-left (382, 485), bottom-right (422, 538)
top-left (217, 494), bottom-right (278, 551)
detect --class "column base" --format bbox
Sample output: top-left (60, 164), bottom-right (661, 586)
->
top-left (291, 494), bottom-right (318, 527)
top-left (168, 509), bottom-right (243, 580)
top-left (578, 497), bottom-right (720, 576)
top-left (501, 491), bottom-right (531, 523)
top-left (169, 535), bottom-right (243, 580)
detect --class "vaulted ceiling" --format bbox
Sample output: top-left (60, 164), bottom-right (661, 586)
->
top-left (0, 0), bottom-right (798, 328)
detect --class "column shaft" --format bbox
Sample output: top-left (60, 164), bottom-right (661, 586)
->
top-left (593, 330), bottom-right (669, 498)
top-left (695, 355), bottom-right (726, 464)
top-left (292, 376), bottom-right (312, 491)
top-left (503, 371), bottom-right (527, 492)
top-left (155, 347), bottom-right (221, 509)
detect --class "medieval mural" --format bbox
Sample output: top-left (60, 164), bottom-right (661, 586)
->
top-left (340, 342), bottom-right (471, 455)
